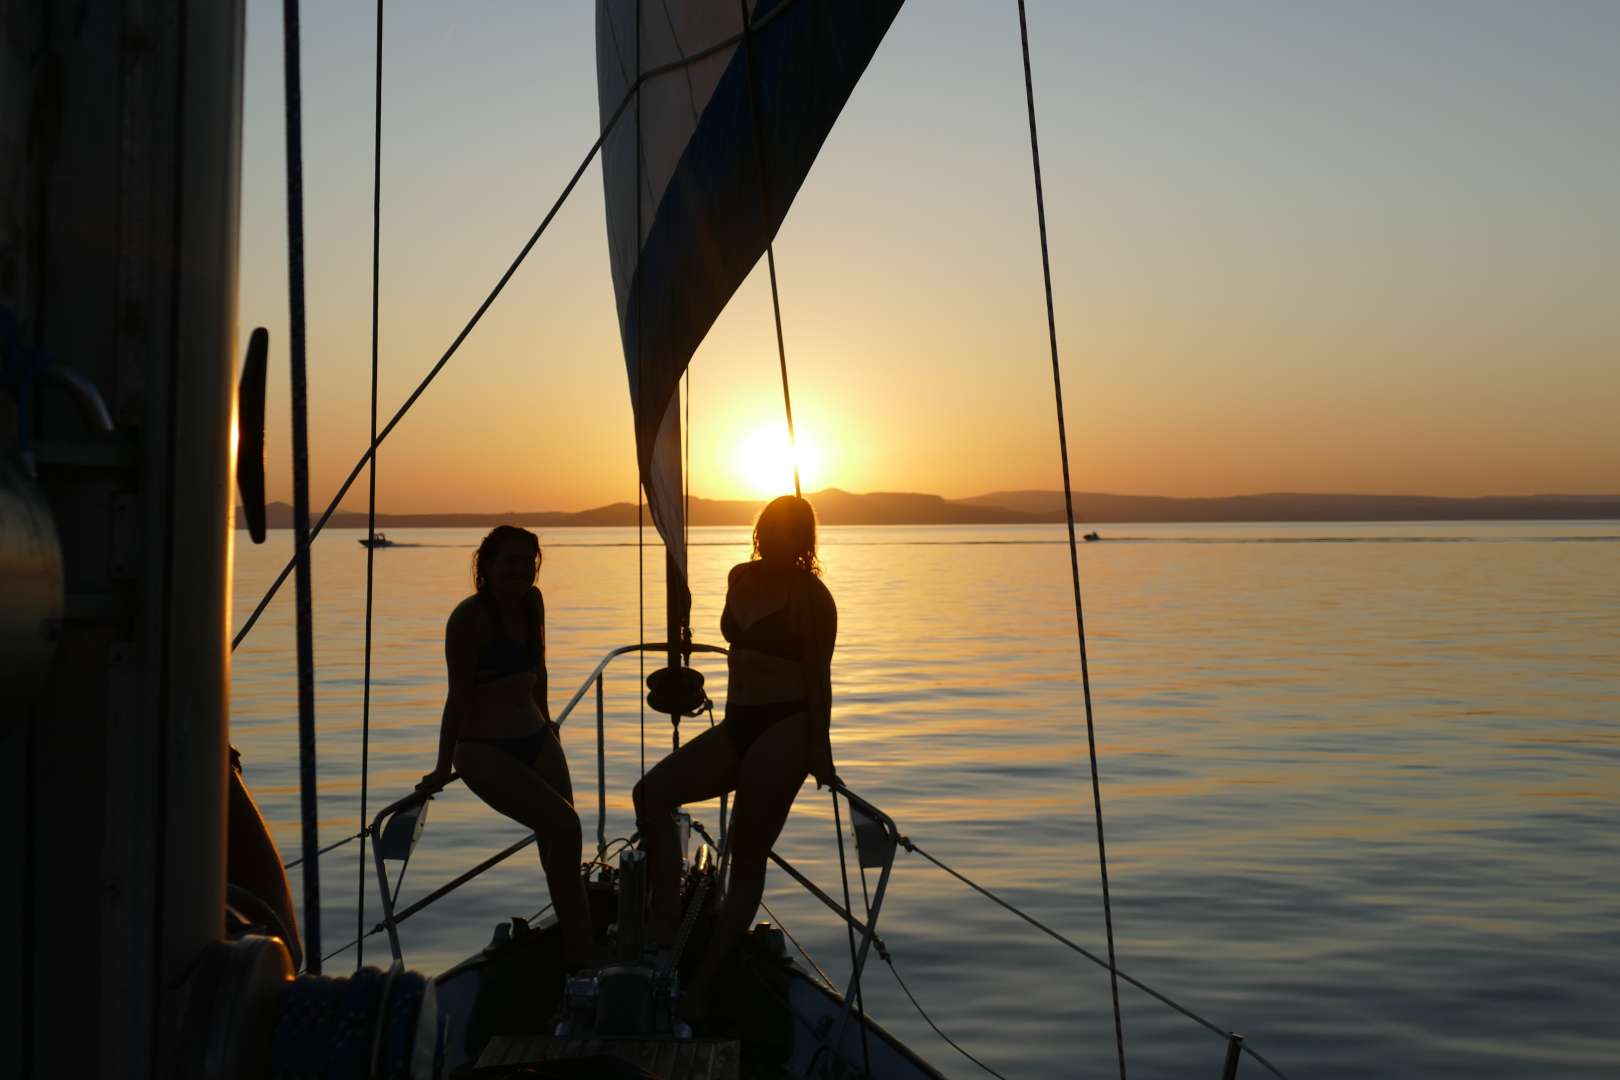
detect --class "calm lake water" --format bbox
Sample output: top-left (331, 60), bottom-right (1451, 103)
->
top-left (230, 521), bottom-right (1620, 1079)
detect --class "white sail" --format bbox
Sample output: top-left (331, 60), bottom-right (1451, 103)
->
top-left (595, 0), bottom-right (904, 609)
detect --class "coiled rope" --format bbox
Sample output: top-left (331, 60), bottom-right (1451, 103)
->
top-left (271, 965), bottom-right (434, 1080)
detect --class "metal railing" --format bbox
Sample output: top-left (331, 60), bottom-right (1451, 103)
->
top-left (363, 640), bottom-right (899, 1075)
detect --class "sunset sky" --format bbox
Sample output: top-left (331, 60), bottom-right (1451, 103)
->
top-left (237, 1), bottom-right (1619, 513)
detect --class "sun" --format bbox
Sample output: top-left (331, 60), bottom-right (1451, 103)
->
top-left (734, 423), bottom-right (822, 499)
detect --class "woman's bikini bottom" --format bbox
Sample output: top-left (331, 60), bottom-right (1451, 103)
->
top-left (721, 700), bottom-right (808, 758)
top-left (459, 728), bottom-right (550, 766)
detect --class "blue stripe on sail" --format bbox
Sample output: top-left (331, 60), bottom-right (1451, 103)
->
top-left (621, 0), bottom-right (904, 482)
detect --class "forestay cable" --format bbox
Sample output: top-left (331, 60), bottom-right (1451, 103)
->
top-left (1015, 2), bottom-right (1126, 1075)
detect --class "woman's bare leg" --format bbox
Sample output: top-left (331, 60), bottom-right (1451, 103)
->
top-left (633, 723), bottom-right (739, 949)
top-left (686, 713), bottom-right (809, 1011)
top-left (455, 737), bottom-right (593, 970)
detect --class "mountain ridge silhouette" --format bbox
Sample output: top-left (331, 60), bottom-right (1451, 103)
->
top-left (241, 489), bottom-right (1620, 529)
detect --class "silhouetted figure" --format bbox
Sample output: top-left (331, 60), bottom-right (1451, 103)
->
top-left (419, 525), bottom-right (592, 971)
top-left (634, 495), bottom-right (838, 1017)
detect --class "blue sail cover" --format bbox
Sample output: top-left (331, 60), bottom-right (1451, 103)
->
top-left (595, 0), bottom-right (903, 593)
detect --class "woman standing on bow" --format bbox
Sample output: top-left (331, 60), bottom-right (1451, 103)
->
top-left (419, 525), bottom-right (593, 972)
top-left (634, 495), bottom-right (838, 1015)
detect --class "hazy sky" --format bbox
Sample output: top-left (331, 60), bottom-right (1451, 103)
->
top-left (238, 1), bottom-right (1620, 512)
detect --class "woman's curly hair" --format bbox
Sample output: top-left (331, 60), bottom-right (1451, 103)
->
top-left (751, 495), bottom-right (820, 575)
top-left (471, 525), bottom-right (541, 592)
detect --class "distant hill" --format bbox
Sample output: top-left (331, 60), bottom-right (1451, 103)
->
top-left (242, 489), bottom-right (1620, 530)
top-left (960, 490), bottom-right (1620, 523)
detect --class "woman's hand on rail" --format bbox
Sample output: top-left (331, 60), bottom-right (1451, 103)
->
top-left (417, 764), bottom-right (454, 794)
top-left (808, 733), bottom-right (838, 790)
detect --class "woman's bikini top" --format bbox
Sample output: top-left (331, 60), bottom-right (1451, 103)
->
top-left (476, 589), bottom-right (540, 684)
top-left (721, 597), bottom-right (803, 662)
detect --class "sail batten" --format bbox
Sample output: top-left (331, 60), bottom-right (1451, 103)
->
top-left (596, 0), bottom-right (905, 598)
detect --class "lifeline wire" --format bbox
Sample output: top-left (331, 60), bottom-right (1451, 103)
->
top-left (281, 0), bottom-right (322, 974)
top-left (884, 952), bottom-right (1009, 1080)
top-left (903, 838), bottom-right (1291, 1080)
top-left (758, 899), bottom-right (835, 992)
top-left (357, 0), bottom-right (384, 971)
top-left (285, 829), bottom-right (363, 870)
top-left (1015, 2), bottom-right (1125, 1074)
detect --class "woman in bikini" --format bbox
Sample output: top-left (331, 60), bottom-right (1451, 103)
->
top-left (419, 525), bottom-right (593, 971)
top-left (634, 495), bottom-right (838, 1015)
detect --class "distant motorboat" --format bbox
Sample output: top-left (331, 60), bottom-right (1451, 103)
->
top-left (358, 532), bottom-right (395, 549)
top-left (1083, 531), bottom-right (1101, 542)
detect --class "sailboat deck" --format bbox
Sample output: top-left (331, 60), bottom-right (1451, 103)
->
top-left (476, 1033), bottom-right (740, 1078)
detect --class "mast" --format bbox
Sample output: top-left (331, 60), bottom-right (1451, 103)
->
top-left (0, 4), bottom-right (279, 1077)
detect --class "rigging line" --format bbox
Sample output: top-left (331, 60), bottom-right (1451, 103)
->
top-left (231, 84), bottom-right (635, 654)
top-left (231, 2), bottom-right (806, 656)
top-left (636, 0), bottom-right (646, 782)
top-left (852, 819), bottom-right (876, 1073)
top-left (282, 0), bottom-right (323, 975)
top-left (639, 482), bottom-right (645, 780)
top-left (736, 0), bottom-right (800, 497)
top-left (284, 828), bottom-right (365, 870)
top-left (829, 791), bottom-right (871, 1076)
top-left (357, 0), bottom-right (384, 973)
top-left (883, 952), bottom-right (1009, 1080)
top-left (663, 0), bottom-right (700, 570)
top-left (758, 899), bottom-right (835, 993)
top-left (1014, 3), bottom-right (1125, 1075)
top-left (232, 1), bottom-right (806, 655)
top-left (903, 840), bottom-right (1291, 1080)
top-left (314, 926), bottom-right (383, 968)
top-left (684, 368), bottom-right (689, 556)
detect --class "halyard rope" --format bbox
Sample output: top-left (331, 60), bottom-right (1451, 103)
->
top-left (737, 0), bottom-right (801, 498)
top-left (282, 0), bottom-right (323, 974)
top-left (1015, 2), bottom-right (1127, 1074)
top-left (357, 0), bottom-right (384, 972)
